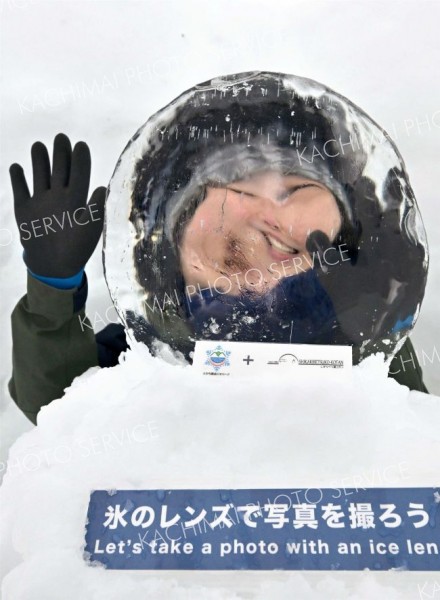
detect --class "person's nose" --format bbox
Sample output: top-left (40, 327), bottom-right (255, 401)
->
top-left (250, 194), bottom-right (284, 232)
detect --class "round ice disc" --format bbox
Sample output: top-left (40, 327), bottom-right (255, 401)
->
top-left (103, 71), bottom-right (428, 363)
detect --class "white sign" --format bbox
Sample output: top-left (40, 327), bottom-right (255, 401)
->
top-left (193, 341), bottom-right (352, 378)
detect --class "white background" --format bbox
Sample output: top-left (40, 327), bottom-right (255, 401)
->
top-left (1, 0), bottom-right (439, 461)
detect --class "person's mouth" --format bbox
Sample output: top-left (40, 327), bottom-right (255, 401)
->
top-left (263, 232), bottom-right (299, 259)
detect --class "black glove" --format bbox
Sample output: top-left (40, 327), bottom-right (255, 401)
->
top-left (305, 174), bottom-right (426, 350)
top-left (10, 133), bottom-right (106, 278)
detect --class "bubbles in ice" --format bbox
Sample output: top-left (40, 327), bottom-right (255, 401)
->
top-left (208, 319), bottom-right (220, 334)
top-left (242, 316), bottom-right (256, 325)
top-left (124, 499), bottom-right (135, 511)
top-left (219, 491), bottom-right (231, 502)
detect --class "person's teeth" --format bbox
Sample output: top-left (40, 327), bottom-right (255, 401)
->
top-left (267, 234), bottom-right (297, 254)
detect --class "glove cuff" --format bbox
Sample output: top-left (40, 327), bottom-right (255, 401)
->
top-left (28, 267), bottom-right (85, 290)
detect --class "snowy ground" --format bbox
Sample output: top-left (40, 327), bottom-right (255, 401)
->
top-left (0, 0), bottom-right (439, 597)
top-left (0, 345), bottom-right (439, 599)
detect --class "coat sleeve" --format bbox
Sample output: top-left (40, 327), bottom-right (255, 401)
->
top-left (388, 337), bottom-right (428, 393)
top-left (8, 272), bottom-right (100, 424)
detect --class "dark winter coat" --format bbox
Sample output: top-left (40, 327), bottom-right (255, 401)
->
top-left (9, 273), bottom-right (428, 425)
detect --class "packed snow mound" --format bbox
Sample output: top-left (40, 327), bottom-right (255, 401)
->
top-left (0, 343), bottom-right (439, 599)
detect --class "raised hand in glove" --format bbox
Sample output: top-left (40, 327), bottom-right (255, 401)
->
top-left (10, 133), bottom-right (106, 279)
top-left (305, 173), bottom-right (426, 353)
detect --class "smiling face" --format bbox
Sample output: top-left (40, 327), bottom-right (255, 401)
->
top-left (179, 170), bottom-right (342, 296)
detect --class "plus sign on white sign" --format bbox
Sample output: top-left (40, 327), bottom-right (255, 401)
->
top-left (192, 341), bottom-right (352, 379)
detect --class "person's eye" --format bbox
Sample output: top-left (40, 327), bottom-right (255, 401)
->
top-left (281, 184), bottom-right (320, 201)
top-left (226, 187), bottom-right (257, 198)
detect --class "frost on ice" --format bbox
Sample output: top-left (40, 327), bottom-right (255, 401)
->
top-left (104, 71), bottom-right (428, 367)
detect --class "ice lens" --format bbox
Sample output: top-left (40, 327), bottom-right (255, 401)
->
top-left (103, 71), bottom-right (427, 364)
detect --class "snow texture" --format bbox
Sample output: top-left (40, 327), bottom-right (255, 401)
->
top-left (0, 343), bottom-right (439, 598)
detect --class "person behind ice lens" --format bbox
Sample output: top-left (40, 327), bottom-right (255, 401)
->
top-left (180, 170), bottom-right (342, 297)
top-left (8, 72), bottom-right (429, 425)
top-left (175, 168), bottom-right (351, 348)
top-left (125, 72), bottom-right (427, 365)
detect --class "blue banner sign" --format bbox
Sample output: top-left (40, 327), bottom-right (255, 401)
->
top-left (84, 487), bottom-right (439, 570)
